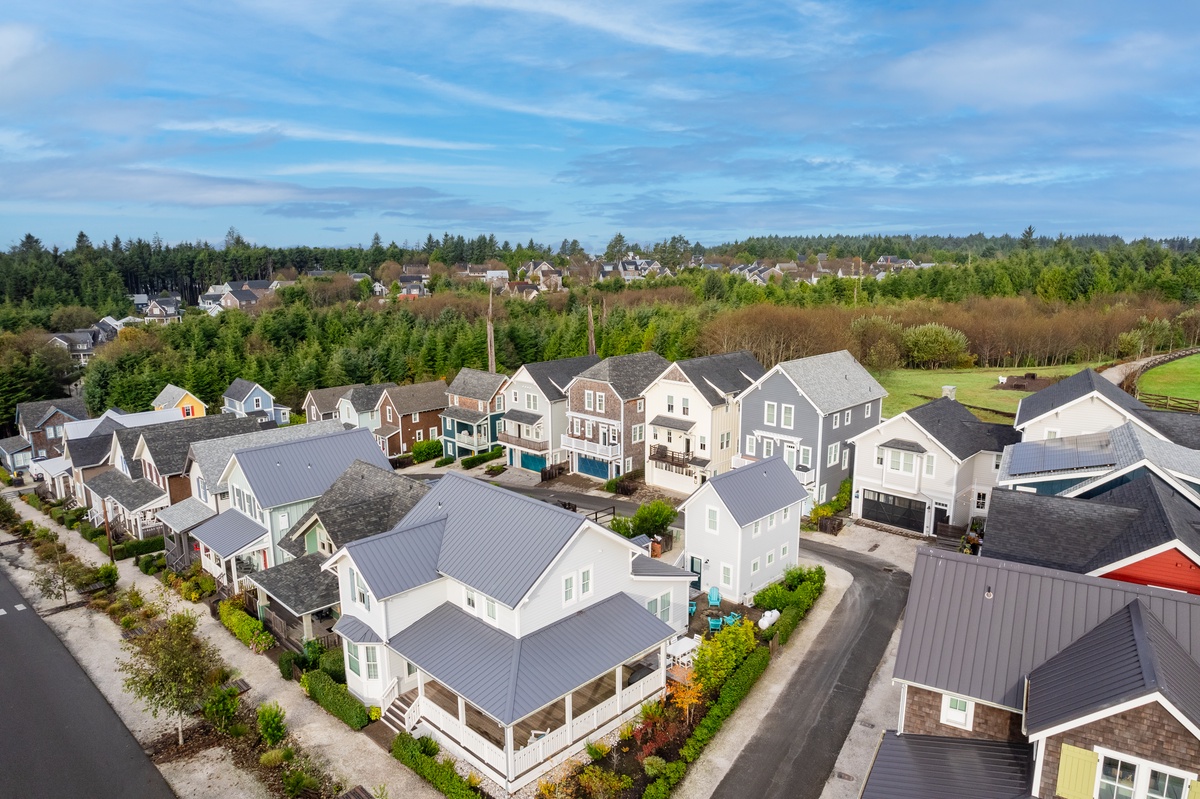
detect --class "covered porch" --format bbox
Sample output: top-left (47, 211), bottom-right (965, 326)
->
top-left (189, 510), bottom-right (271, 587)
top-left (246, 553), bottom-right (342, 652)
top-left (83, 469), bottom-right (169, 540)
top-left (441, 406), bottom-right (492, 458)
top-left (156, 498), bottom-right (216, 572)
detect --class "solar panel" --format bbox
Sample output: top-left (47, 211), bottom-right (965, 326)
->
top-left (1006, 432), bottom-right (1116, 476)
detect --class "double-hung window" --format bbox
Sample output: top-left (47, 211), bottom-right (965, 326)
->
top-left (994, 453), bottom-right (1003, 470)
top-left (865, 403), bottom-right (873, 418)
top-left (976, 492), bottom-right (988, 511)
top-left (706, 507), bottom-right (718, 533)
top-left (486, 598), bottom-right (497, 620)
top-left (563, 574), bottom-right (575, 605)
top-left (781, 404), bottom-right (794, 429)
top-left (768, 512), bottom-right (777, 529)
top-left (526, 393), bottom-right (538, 411)
top-left (353, 569), bottom-right (371, 610)
top-left (365, 646), bottom-right (379, 680)
top-left (646, 591), bottom-right (671, 623)
top-left (596, 393), bottom-right (605, 413)
top-left (752, 520), bottom-right (761, 537)
top-left (585, 390), bottom-right (594, 411)
top-left (924, 455), bottom-right (935, 477)
top-left (888, 449), bottom-right (914, 474)
top-left (751, 558), bottom-right (760, 574)
top-left (580, 568), bottom-right (592, 598)
top-left (832, 413), bottom-right (840, 429)
top-left (666, 395), bottom-right (675, 414)
top-left (745, 436), bottom-right (756, 457)
top-left (346, 642), bottom-right (360, 676)
top-left (763, 439), bottom-right (774, 457)
top-left (681, 397), bottom-right (689, 416)
top-left (799, 446), bottom-right (812, 468)
top-left (764, 402), bottom-right (777, 426)
top-left (721, 564), bottom-right (732, 587)
top-left (844, 410), bottom-right (851, 425)
top-left (827, 442), bottom-right (840, 467)
top-left (466, 589), bottom-right (477, 611)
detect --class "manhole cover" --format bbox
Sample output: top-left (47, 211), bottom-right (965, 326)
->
top-left (836, 773), bottom-right (855, 782)
top-left (867, 543), bottom-right (879, 552)
top-left (858, 720), bottom-right (876, 729)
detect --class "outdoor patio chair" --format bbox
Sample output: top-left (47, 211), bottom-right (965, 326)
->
top-left (724, 612), bottom-right (742, 627)
top-left (708, 616), bottom-right (723, 633)
top-left (688, 601), bottom-right (697, 616)
top-left (707, 587), bottom-right (721, 608)
top-left (527, 729), bottom-right (550, 745)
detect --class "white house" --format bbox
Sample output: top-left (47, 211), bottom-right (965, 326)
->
top-left (497, 355), bottom-right (599, 474)
top-left (849, 396), bottom-right (1020, 536)
top-left (336, 384), bottom-right (396, 431)
top-left (641, 351), bottom-right (765, 495)
top-left (322, 473), bottom-right (693, 792)
top-left (677, 456), bottom-right (807, 603)
top-left (1014, 367), bottom-right (1176, 443)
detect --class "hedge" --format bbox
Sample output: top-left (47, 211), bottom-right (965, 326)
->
top-left (680, 647), bottom-right (771, 763)
top-left (319, 650), bottom-right (346, 683)
top-left (114, 535), bottom-right (165, 561)
top-left (461, 447), bottom-right (503, 469)
top-left (303, 670), bottom-right (369, 730)
top-left (752, 566), bottom-right (826, 612)
top-left (642, 760), bottom-right (688, 799)
top-left (412, 439), bottom-right (443, 463)
top-left (218, 598), bottom-right (277, 653)
top-left (391, 732), bottom-right (477, 798)
top-left (279, 651), bottom-right (301, 680)
top-left (434, 455), bottom-right (455, 467)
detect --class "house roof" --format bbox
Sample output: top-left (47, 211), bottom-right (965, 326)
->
top-left (231, 427), bottom-right (391, 509)
top-left (189, 511), bottom-right (268, 559)
top-left (379, 380), bottom-right (448, 415)
top-left (440, 405), bottom-right (489, 425)
top-left (331, 614), bottom-right (382, 644)
top-left (447, 368), bottom-right (506, 402)
top-left (341, 383), bottom-right (397, 413)
top-left (649, 414), bottom-right (695, 432)
top-left (575, 351), bottom-right (669, 400)
top-left (1025, 599), bottom-right (1200, 736)
top-left (16, 397), bottom-right (89, 429)
top-left (85, 469), bottom-right (167, 512)
top-left (881, 438), bottom-right (927, 454)
top-left (155, 498), bottom-right (216, 533)
top-left (673, 351), bottom-right (765, 407)
top-left (905, 397), bottom-right (1021, 460)
top-left (895, 549), bottom-right (1200, 712)
top-left (244, 554), bottom-right (339, 616)
top-left (1014, 367), bottom-right (1146, 428)
top-left (387, 593), bottom-right (674, 725)
top-left (998, 429), bottom-right (1120, 481)
top-left (1051, 422), bottom-right (1200, 497)
top-left (304, 384), bottom-right (363, 416)
top-left (342, 517), bottom-right (445, 599)
top-left (630, 554), bottom-right (694, 579)
top-left (187, 419), bottom-right (347, 494)
top-left (66, 408), bottom-right (179, 440)
top-left (227, 289), bottom-right (259, 304)
top-left (502, 409), bottom-right (541, 426)
top-left (135, 414), bottom-right (262, 475)
top-left (697, 456), bottom-right (807, 526)
top-left (1131, 409), bottom-right (1200, 449)
top-left (152, 384), bottom-right (204, 409)
top-left (520, 355), bottom-right (601, 402)
top-left (223, 378), bottom-right (264, 402)
top-left (0, 435), bottom-right (31, 455)
top-left (860, 733), bottom-right (1033, 799)
top-left (776, 350), bottom-right (887, 415)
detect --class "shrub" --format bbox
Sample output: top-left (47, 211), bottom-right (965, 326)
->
top-left (278, 651), bottom-right (300, 680)
top-left (218, 598), bottom-right (277, 653)
top-left (112, 535), bottom-right (165, 561)
top-left (642, 755), bottom-right (667, 779)
top-left (585, 739), bottom-right (610, 761)
top-left (319, 649), bottom-right (346, 683)
top-left (391, 732), bottom-right (477, 799)
top-left (204, 685), bottom-right (241, 735)
top-left (303, 638), bottom-right (326, 666)
top-left (461, 447), bottom-right (503, 469)
top-left (302, 670), bottom-right (369, 730)
top-left (434, 455), bottom-right (455, 468)
top-left (257, 701), bottom-right (288, 747)
top-left (412, 439), bottom-right (443, 463)
top-left (93, 563), bottom-right (119, 589)
top-left (0, 466), bottom-right (10, 486)
top-left (681, 647), bottom-right (771, 762)
top-left (692, 620), bottom-right (758, 694)
top-left (260, 748), bottom-right (288, 768)
top-left (282, 768), bottom-right (320, 798)
top-left (369, 705), bottom-right (381, 721)
top-left (416, 735), bottom-right (440, 758)
top-left (576, 765), bottom-right (631, 799)
top-left (643, 761), bottom-right (688, 799)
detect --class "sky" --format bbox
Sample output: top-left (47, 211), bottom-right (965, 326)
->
top-left (1, 0), bottom-right (1197, 251)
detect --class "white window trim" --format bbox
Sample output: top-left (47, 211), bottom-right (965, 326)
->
top-left (800, 446), bottom-right (812, 468)
top-left (365, 645), bottom-right (379, 680)
top-left (844, 409), bottom-right (851, 425)
top-left (752, 520), bottom-right (761, 537)
top-left (706, 506), bottom-right (719, 534)
top-left (584, 390), bottom-right (594, 411)
top-left (763, 439), bottom-right (774, 458)
top-left (720, 562), bottom-right (733, 588)
top-left (579, 565), bottom-right (594, 599)
top-left (924, 454), bottom-right (935, 476)
top-left (485, 597), bottom-right (497, 621)
top-left (832, 413), bottom-right (840, 429)
top-left (750, 558), bottom-right (760, 574)
top-left (865, 402), bottom-right (873, 418)
top-left (768, 512), bottom-right (777, 529)
top-left (1045, 428), bottom-right (1060, 439)
top-left (939, 694), bottom-right (974, 730)
top-left (465, 587), bottom-right (477, 612)
top-left (767, 551), bottom-right (775, 565)
top-left (1092, 746), bottom-right (1197, 799)
top-left (596, 393), bottom-right (605, 413)
top-left (827, 442), bottom-right (840, 467)
top-left (781, 543), bottom-right (789, 558)
top-left (781, 404), bottom-right (794, 430)
top-left (562, 573), bottom-right (576, 606)
top-left (745, 436), bottom-right (756, 457)
top-left (636, 398), bottom-right (644, 413)
top-left (764, 401), bottom-right (777, 426)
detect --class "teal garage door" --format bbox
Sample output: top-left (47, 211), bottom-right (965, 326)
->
top-left (520, 452), bottom-right (547, 472)
top-left (577, 455), bottom-right (609, 479)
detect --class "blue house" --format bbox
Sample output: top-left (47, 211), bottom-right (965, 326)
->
top-left (222, 378), bottom-right (291, 425)
top-left (441, 368), bottom-right (506, 459)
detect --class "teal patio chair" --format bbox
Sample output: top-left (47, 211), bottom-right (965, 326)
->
top-left (708, 616), bottom-right (724, 633)
top-left (724, 612), bottom-right (742, 627)
top-left (707, 586), bottom-right (721, 608)
top-left (688, 601), bottom-right (697, 616)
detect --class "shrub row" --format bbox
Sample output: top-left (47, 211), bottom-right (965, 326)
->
top-left (642, 760), bottom-right (688, 799)
top-left (753, 566), bottom-right (826, 612)
top-left (391, 731), bottom-right (478, 798)
top-left (412, 439), bottom-right (443, 463)
top-left (218, 598), bottom-right (276, 653)
top-left (302, 670), bottom-right (369, 730)
top-left (118, 536), bottom-right (165, 559)
top-left (461, 447), bottom-right (503, 469)
top-left (680, 647), bottom-right (771, 763)
top-left (807, 479), bottom-right (852, 527)
top-left (434, 455), bottom-right (455, 467)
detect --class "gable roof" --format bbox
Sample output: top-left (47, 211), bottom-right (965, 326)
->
top-left (342, 517), bottom-right (446, 599)
top-left (231, 427), bottom-right (391, 508)
top-left (896, 549), bottom-right (1200, 711)
top-left (155, 497), bottom-right (216, 533)
top-left (1131, 408), bottom-right (1200, 449)
top-left (1058, 422), bottom-right (1200, 498)
top-left (447, 368), bottom-right (506, 401)
top-left (520, 355), bottom-right (601, 402)
top-left (189, 510), bottom-right (268, 558)
top-left (151, 384), bottom-right (204, 409)
top-left (340, 383), bottom-right (397, 413)
top-left (223, 378), bottom-right (265, 402)
top-left (65, 408), bottom-right (179, 440)
top-left (905, 397), bottom-right (1021, 460)
top-left (672, 351), bottom-right (765, 407)
top-left (186, 419), bottom-right (347, 494)
top-left (16, 397), bottom-right (89, 429)
top-left (692, 456), bottom-right (808, 525)
top-left (775, 350), bottom-right (886, 415)
top-left (134, 414), bottom-right (262, 475)
top-left (304, 384), bottom-right (363, 416)
top-left (1025, 598), bottom-right (1200, 736)
top-left (1014, 367), bottom-right (1146, 428)
top-left (226, 289), bottom-right (259, 304)
top-left (860, 733), bottom-right (1033, 799)
top-left (245, 554), bottom-right (340, 616)
top-left (0, 435), bottom-right (31, 455)
top-left (576, 351), bottom-right (670, 400)
top-left (379, 380), bottom-right (448, 415)
top-left (85, 469), bottom-right (167, 511)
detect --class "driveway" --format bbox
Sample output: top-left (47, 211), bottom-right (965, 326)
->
top-left (0, 566), bottom-right (175, 799)
top-left (708, 538), bottom-right (910, 799)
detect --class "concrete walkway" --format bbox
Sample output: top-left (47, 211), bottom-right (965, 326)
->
top-left (6, 497), bottom-right (439, 799)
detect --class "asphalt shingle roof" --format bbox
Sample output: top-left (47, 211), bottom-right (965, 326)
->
top-left (189, 511), bottom-right (269, 558)
top-left (776, 350), bottom-right (887, 415)
top-left (673, 351), bottom-right (765, 407)
top-left (342, 383), bottom-right (397, 413)
top-left (906, 397), bottom-right (1021, 460)
top-left (440, 405), bottom-right (489, 425)
top-left (16, 397), bottom-right (89, 429)
top-left (1014, 367), bottom-right (1146, 427)
top-left (151, 384), bottom-right (201, 409)
top-left (85, 469), bottom-right (167, 511)
top-left (245, 554), bottom-right (339, 616)
top-left (304, 385), bottom-right (363, 417)
top-left (700, 456), bottom-right (808, 526)
top-left (575, 351), bottom-right (669, 400)
top-left (447, 367), bottom-right (506, 402)
top-left (155, 498), bottom-right (216, 532)
top-left (233, 427), bottom-right (391, 509)
top-left (0, 435), bottom-right (31, 455)
top-left (380, 380), bottom-right (448, 415)
top-left (520, 355), bottom-right (600, 402)
top-left (860, 733), bottom-right (1033, 799)
top-left (1057, 422), bottom-right (1200, 497)
top-left (136, 414), bottom-right (262, 475)
top-left (223, 378), bottom-right (260, 402)
top-left (982, 489), bottom-right (1141, 572)
top-left (1132, 408), bottom-right (1200, 449)
top-left (187, 419), bottom-right (347, 494)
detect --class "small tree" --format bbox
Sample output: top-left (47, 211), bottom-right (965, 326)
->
top-left (610, 500), bottom-right (678, 539)
top-left (120, 610), bottom-right (224, 745)
top-left (670, 668), bottom-right (704, 725)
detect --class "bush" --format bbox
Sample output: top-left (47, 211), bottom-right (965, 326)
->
top-left (282, 768), bottom-right (320, 798)
top-left (260, 748), bottom-right (289, 768)
top-left (218, 598), bottom-right (276, 653)
top-left (93, 563), bottom-right (119, 589)
top-left (0, 466), bottom-right (10, 486)
top-left (681, 647), bottom-right (771, 763)
top-left (434, 455), bottom-right (455, 468)
top-left (302, 670), bottom-right (369, 730)
top-left (643, 761), bottom-right (688, 799)
top-left (752, 566), bottom-right (825, 612)
top-left (461, 447), bottom-right (503, 469)
top-left (204, 685), bottom-right (241, 734)
top-left (112, 535), bottom-right (165, 561)
top-left (585, 739), bottom-right (610, 760)
top-left (577, 765), bottom-right (631, 798)
top-left (26, 493), bottom-right (43, 511)
top-left (392, 732), bottom-right (477, 799)
top-left (319, 649), bottom-right (346, 683)
top-left (278, 651), bottom-right (300, 680)
top-left (692, 620), bottom-right (757, 694)
top-left (369, 705), bottom-right (381, 721)
top-left (412, 439), bottom-right (443, 463)
top-left (642, 755), bottom-right (668, 779)
top-left (258, 701), bottom-right (288, 747)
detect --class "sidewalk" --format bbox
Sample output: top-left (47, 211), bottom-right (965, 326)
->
top-left (6, 498), bottom-right (438, 799)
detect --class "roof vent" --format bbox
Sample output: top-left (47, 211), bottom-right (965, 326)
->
top-left (942, 386), bottom-right (957, 400)
top-left (984, 585), bottom-right (993, 600)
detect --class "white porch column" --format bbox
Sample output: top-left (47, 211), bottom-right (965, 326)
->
top-left (658, 641), bottom-right (668, 690)
top-left (614, 664), bottom-right (624, 710)
top-left (458, 695), bottom-right (466, 725)
top-left (505, 725), bottom-right (515, 781)
top-left (301, 613), bottom-right (314, 641)
top-left (565, 693), bottom-right (573, 742)
top-left (417, 670), bottom-right (426, 702)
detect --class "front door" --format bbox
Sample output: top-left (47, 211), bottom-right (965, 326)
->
top-left (689, 557), bottom-right (702, 591)
top-left (933, 504), bottom-right (950, 534)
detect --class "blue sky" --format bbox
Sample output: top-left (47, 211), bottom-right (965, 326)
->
top-left (1, 1), bottom-right (1196, 251)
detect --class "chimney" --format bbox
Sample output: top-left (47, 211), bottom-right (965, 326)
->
top-left (942, 385), bottom-right (956, 400)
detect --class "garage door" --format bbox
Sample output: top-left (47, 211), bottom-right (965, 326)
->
top-left (862, 489), bottom-right (926, 533)
top-left (577, 455), bottom-right (610, 480)
top-left (520, 452), bottom-right (547, 472)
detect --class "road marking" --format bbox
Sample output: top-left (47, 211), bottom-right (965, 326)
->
top-left (14, 604), bottom-right (25, 611)
top-left (0, 609), bottom-right (6, 615)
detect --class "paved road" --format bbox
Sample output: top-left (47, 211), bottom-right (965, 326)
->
top-left (0, 567), bottom-right (175, 799)
top-left (710, 538), bottom-right (911, 799)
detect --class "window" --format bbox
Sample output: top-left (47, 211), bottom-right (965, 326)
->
top-left (1045, 429), bottom-right (1059, 440)
top-left (486, 598), bottom-right (497, 620)
top-left (768, 512), bottom-right (777, 529)
top-left (745, 436), bottom-right (756, 457)
top-left (706, 507), bottom-right (718, 533)
top-left (763, 439), bottom-right (774, 457)
top-left (254, 397), bottom-right (262, 410)
top-left (720, 432), bottom-right (731, 450)
top-left (352, 569), bottom-right (371, 610)
top-left (563, 574), bottom-right (575, 604)
top-left (647, 591), bottom-right (671, 623)
top-left (573, 418), bottom-right (581, 435)
top-left (975, 492), bottom-right (988, 511)
top-left (666, 430), bottom-right (673, 444)
top-left (681, 397), bottom-right (690, 416)
top-left (783, 506), bottom-right (790, 521)
top-left (832, 413), bottom-right (840, 429)
top-left (888, 450), bottom-right (915, 474)
top-left (924, 455), bottom-right (935, 476)
top-left (632, 424), bottom-right (644, 444)
top-left (799, 446), bottom-right (812, 467)
top-left (585, 390), bottom-right (594, 411)
top-left (781, 543), bottom-right (789, 558)
top-left (876, 447), bottom-right (884, 466)
top-left (844, 410), bottom-right (851, 425)
top-left (764, 402), bottom-right (777, 426)
top-left (699, 435), bottom-right (707, 451)
top-left (411, 411), bottom-right (418, 422)
top-left (278, 512), bottom-right (289, 532)
top-left (1093, 749), bottom-right (1195, 799)
top-left (636, 399), bottom-right (644, 413)
top-left (751, 558), bottom-right (760, 574)
top-left (842, 448), bottom-right (849, 470)
top-left (495, 394), bottom-right (504, 411)
top-left (865, 403), bottom-right (872, 418)
top-left (466, 589), bottom-right (477, 611)
top-left (346, 642), bottom-right (360, 676)
top-left (183, 406), bottom-right (194, 418)
top-left (940, 695), bottom-right (973, 730)
top-left (994, 453), bottom-right (1003, 470)
top-left (819, 484), bottom-right (827, 503)
top-left (721, 564), bottom-right (732, 587)
top-left (827, 442), bottom-right (840, 467)
top-left (430, 426), bottom-right (438, 440)
top-left (526, 393), bottom-right (538, 411)
top-left (781, 404), bottom-right (794, 429)
top-left (585, 420), bottom-right (593, 437)
top-left (415, 429), bottom-right (423, 442)
top-left (596, 393), bottom-right (605, 413)
top-left (625, 456), bottom-right (633, 472)
top-left (580, 568), bottom-right (592, 597)
top-left (753, 520), bottom-right (761, 537)
top-left (385, 407), bottom-right (393, 423)
top-left (512, 389), bottom-right (518, 403)
top-left (365, 646), bottom-right (379, 680)
top-left (767, 551), bottom-right (775, 565)
top-left (667, 395), bottom-right (675, 413)
top-left (407, 661), bottom-right (418, 677)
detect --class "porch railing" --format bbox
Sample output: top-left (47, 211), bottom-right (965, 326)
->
top-left (455, 432), bottom-right (489, 448)
top-left (514, 725), bottom-right (571, 776)
top-left (422, 699), bottom-right (508, 776)
top-left (648, 444), bottom-right (694, 469)
top-left (559, 434), bottom-right (619, 459)
top-left (571, 695), bottom-right (619, 744)
top-left (496, 431), bottom-right (549, 451)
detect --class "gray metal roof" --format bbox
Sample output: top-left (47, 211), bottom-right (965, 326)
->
top-left (1026, 599), bottom-right (1200, 736)
top-left (860, 732), bottom-right (1033, 799)
top-left (155, 498), bottom-right (216, 532)
top-left (233, 427), bottom-right (391, 509)
top-left (85, 469), bottom-right (167, 511)
top-left (331, 614), bottom-right (383, 643)
top-left (895, 549), bottom-right (1200, 711)
top-left (440, 405), bottom-right (489, 425)
top-left (16, 397), bottom-right (89, 429)
top-left (1015, 367), bottom-right (1145, 427)
top-left (189, 510), bottom-right (268, 558)
top-left (288, 461), bottom-right (429, 552)
top-left (630, 554), bottom-right (695, 579)
top-left (0, 435), bottom-right (30, 455)
top-left (188, 419), bottom-right (346, 493)
top-left (575, 351), bottom-right (669, 400)
top-left (649, 414), bottom-right (695, 432)
top-left (222, 378), bottom-right (261, 402)
top-left (343, 518), bottom-right (445, 599)
top-left (673, 351), bottom-right (765, 407)
top-left (136, 414), bottom-right (262, 475)
top-left (303, 384), bottom-right (361, 416)
top-left (905, 397), bottom-right (1021, 460)
top-left (776, 350), bottom-right (887, 415)
top-left (245, 554), bottom-right (338, 616)
top-left (380, 380), bottom-right (448, 415)
top-left (447, 367), bottom-right (506, 402)
top-left (502, 409), bottom-right (542, 426)
top-left (388, 592), bottom-right (674, 724)
top-left (520, 355), bottom-right (600, 402)
top-left (698, 456), bottom-right (808, 526)
top-left (882, 437), bottom-right (927, 454)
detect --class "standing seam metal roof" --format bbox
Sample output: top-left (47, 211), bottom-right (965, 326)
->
top-left (189, 511), bottom-right (268, 558)
top-left (699, 456), bottom-right (808, 526)
top-left (188, 419), bottom-right (347, 493)
top-left (233, 427), bottom-right (391, 508)
top-left (860, 732), bottom-right (1033, 799)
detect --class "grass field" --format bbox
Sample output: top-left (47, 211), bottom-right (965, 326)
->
top-left (877, 362), bottom-right (1104, 423)
top-left (1139, 354), bottom-right (1200, 401)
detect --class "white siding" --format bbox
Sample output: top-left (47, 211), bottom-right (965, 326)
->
top-left (643, 374), bottom-right (711, 494)
top-left (683, 482), bottom-right (744, 598)
top-left (1019, 396), bottom-right (1137, 441)
top-left (850, 415), bottom-right (958, 535)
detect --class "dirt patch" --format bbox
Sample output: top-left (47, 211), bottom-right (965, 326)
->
top-left (158, 747), bottom-right (273, 799)
top-left (990, 373), bottom-right (1063, 392)
top-left (542, 472), bottom-right (601, 492)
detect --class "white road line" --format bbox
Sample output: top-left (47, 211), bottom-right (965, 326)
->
top-left (0, 608), bottom-right (6, 615)
top-left (14, 604), bottom-right (25, 611)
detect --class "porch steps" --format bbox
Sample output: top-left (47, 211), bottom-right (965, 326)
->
top-left (380, 695), bottom-right (413, 735)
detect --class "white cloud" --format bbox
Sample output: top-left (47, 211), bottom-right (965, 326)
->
top-left (158, 118), bottom-right (493, 151)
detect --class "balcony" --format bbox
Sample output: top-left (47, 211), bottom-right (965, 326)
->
top-left (497, 431), bottom-right (548, 452)
top-left (560, 433), bottom-right (620, 459)
top-left (647, 444), bottom-right (697, 469)
top-left (455, 432), bottom-right (489, 448)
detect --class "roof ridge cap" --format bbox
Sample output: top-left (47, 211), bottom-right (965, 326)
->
top-left (1127, 599), bottom-right (1161, 691)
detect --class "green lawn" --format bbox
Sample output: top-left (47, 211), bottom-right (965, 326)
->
top-left (1139, 354), bottom-right (1200, 401)
top-left (877, 363), bottom-right (1103, 423)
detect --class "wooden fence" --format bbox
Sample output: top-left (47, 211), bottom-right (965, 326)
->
top-left (1137, 392), bottom-right (1200, 414)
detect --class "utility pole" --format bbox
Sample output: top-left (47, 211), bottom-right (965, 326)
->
top-left (486, 289), bottom-right (496, 373)
top-left (587, 301), bottom-right (596, 356)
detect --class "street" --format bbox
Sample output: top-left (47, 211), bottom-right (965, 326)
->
top-left (0, 565), bottom-right (175, 799)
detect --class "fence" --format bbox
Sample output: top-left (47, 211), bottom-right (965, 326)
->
top-left (1137, 392), bottom-right (1200, 414)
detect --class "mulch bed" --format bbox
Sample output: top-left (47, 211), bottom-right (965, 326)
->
top-left (991, 374), bottom-right (1063, 392)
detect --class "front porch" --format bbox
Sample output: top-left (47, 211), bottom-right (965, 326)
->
top-left (246, 553), bottom-right (343, 653)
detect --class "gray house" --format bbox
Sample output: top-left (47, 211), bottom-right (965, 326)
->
top-left (735, 350), bottom-right (886, 508)
top-left (222, 378), bottom-right (290, 425)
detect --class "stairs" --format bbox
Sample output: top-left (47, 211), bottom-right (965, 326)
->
top-left (381, 691), bottom-right (415, 735)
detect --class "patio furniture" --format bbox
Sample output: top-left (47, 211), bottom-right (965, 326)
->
top-left (708, 616), bottom-right (724, 633)
top-left (667, 636), bottom-right (700, 666)
top-left (527, 729), bottom-right (550, 745)
top-left (708, 587), bottom-right (721, 608)
top-left (688, 601), bottom-right (697, 616)
top-left (724, 612), bottom-right (743, 626)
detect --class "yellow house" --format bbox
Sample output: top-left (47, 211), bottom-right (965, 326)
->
top-left (152, 384), bottom-right (207, 418)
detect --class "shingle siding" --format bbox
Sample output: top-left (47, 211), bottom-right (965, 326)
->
top-left (901, 686), bottom-right (1024, 742)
